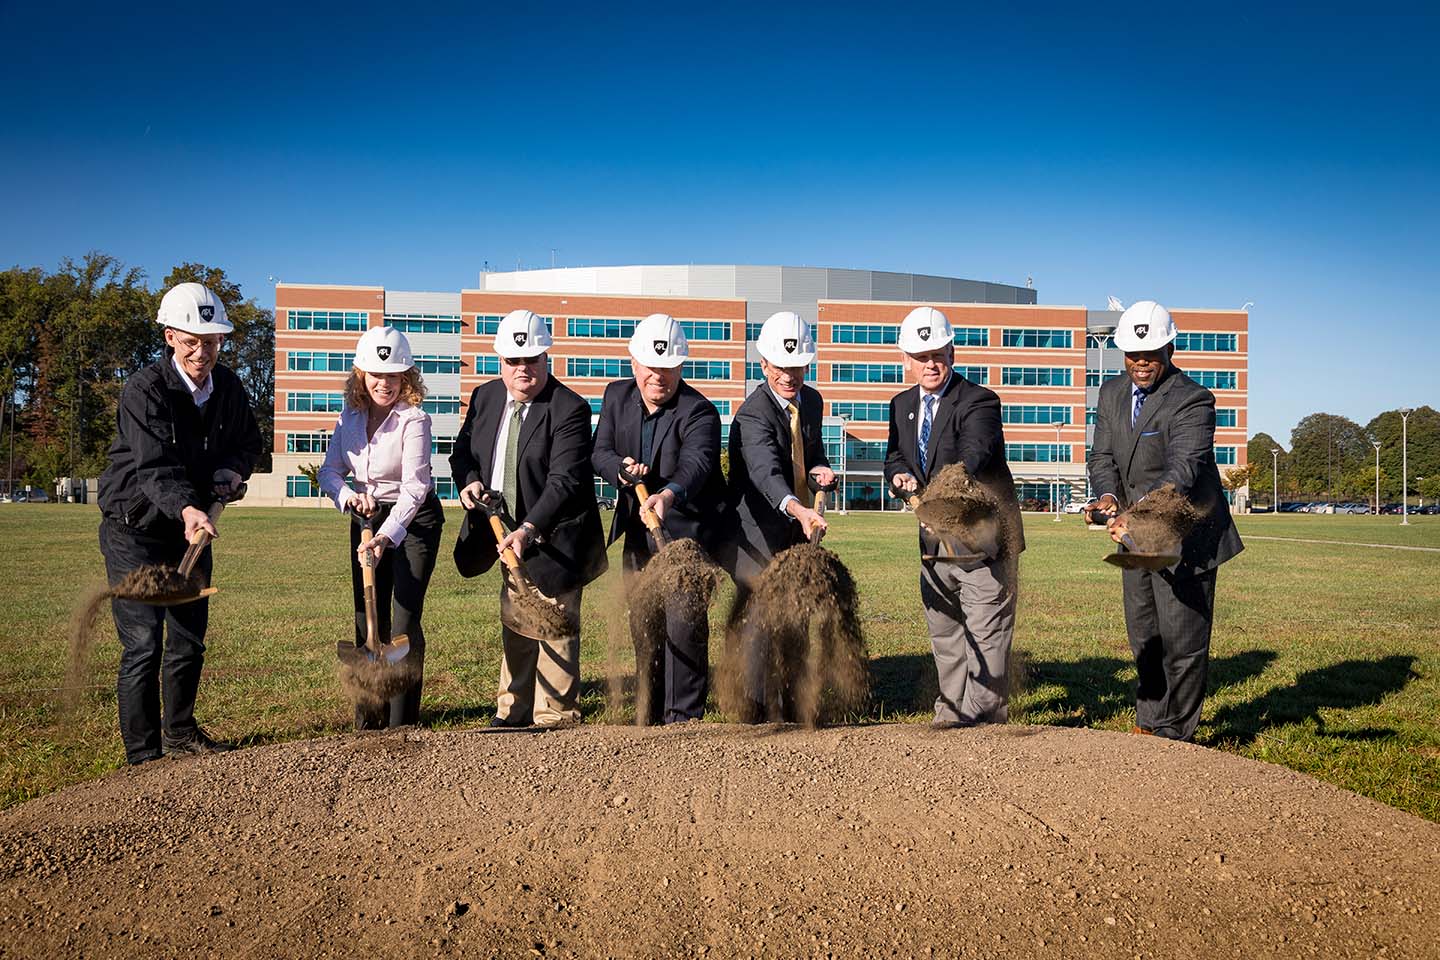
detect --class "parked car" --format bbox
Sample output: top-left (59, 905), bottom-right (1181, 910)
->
top-left (1419, 504), bottom-right (1440, 515)
top-left (1278, 502), bottom-right (1306, 513)
top-left (596, 497), bottom-right (616, 510)
top-left (1334, 502), bottom-right (1368, 514)
top-left (26, 489), bottom-right (50, 503)
top-left (1380, 503), bottom-right (1402, 514)
top-left (1063, 500), bottom-right (1089, 514)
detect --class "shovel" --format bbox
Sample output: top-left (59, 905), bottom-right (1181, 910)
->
top-left (336, 515), bottom-right (411, 666)
top-left (632, 480), bottom-right (671, 548)
top-left (134, 487), bottom-right (246, 607)
top-left (479, 491), bottom-right (567, 610)
top-left (1103, 532), bottom-right (1181, 571)
top-left (806, 476), bottom-right (838, 545)
top-left (891, 479), bottom-right (987, 565)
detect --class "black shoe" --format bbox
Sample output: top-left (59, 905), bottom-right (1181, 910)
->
top-left (162, 728), bottom-right (236, 757)
top-left (488, 716), bottom-right (531, 729)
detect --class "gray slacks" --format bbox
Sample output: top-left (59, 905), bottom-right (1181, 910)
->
top-left (1122, 566), bottom-right (1217, 741)
top-left (919, 555), bottom-right (1017, 724)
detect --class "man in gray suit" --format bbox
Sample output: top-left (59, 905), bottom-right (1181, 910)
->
top-left (885, 307), bottom-right (1026, 728)
top-left (1086, 300), bottom-right (1243, 742)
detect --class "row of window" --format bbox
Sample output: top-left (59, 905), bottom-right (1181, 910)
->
top-left (682, 360), bottom-right (731, 380)
top-left (386, 314), bottom-right (463, 335)
top-left (1001, 367), bottom-right (1073, 387)
top-left (1002, 328), bottom-right (1071, 349)
top-left (1002, 404), bottom-right (1072, 425)
top-left (562, 318), bottom-right (733, 341)
top-left (288, 310), bottom-right (368, 332)
top-left (1006, 443), bottom-right (1072, 463)
top-left (831, 362), bottom-right (903, 384)
top-left (1088, 368), bottom-right (1243, 390)
top-left (1175, 332), bottom-right (1238, 352)
top-left (415, 355), bottom-right (462, 375)
top-left (286, 351), bottom-right (354, 372)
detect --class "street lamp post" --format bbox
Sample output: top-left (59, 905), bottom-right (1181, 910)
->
top-left (1053, 421), bottom-right (1063, 522)
top-left (1373, 440), bottom-right (1382, 515)
top-left (1272, 447), bottom-right (1280, 514)
top-left (1400, 408), bottom-right (1411, 525)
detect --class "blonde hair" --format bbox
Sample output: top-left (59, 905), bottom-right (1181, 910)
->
top-left (344, 366), bottom-right (427, 411)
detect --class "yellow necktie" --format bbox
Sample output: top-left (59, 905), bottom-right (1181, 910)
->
top-left (789, 403), bottom-right (810, 508)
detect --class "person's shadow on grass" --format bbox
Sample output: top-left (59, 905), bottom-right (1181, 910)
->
top-left (1205, 655), bottom-right (1419, 746)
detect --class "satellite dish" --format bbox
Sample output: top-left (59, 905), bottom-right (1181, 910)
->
top-left (1106, 296), bottom-right (1125, 312)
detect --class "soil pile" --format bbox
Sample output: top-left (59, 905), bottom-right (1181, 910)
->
top-left (2, 724), bottom-right (1437, 959)
top-left (1123, 483), bottom-right (1203, 553)
top-left (337, 657), bottom-right (420, 710)
top-left (722, 543), bottom-right (868, 726)
top-left (499, 568), bottom-right (573, 642)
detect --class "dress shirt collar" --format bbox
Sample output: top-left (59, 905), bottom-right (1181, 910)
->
top-left (171, 356), bottom-right (213, 407)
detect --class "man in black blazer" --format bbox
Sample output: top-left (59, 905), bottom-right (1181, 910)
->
top-left (722, 311), bottom-right (834, 720)
top-left (1086, 301), bottom-right (1243, 742)
top-left (451, 309), bottom-right (607, 729)
top-left (591, 313), bottom-right (725, 724)
top-left (885, 306), bottom-right (1026, 728)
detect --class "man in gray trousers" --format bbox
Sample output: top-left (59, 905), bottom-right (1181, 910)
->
top-left (886, 307), bottom-right (1025, 728)
top-left (1086, 301), bottom-right (1243, 741)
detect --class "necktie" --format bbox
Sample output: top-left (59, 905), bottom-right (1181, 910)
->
top-left (918, 394), bottom-right (936, 475)
top-left (789, 403), bottom-right (809, 507)
top-left (501, 401), bottom-right (524, 525)
top-left (1132, 389), bottom-right (1147, 428)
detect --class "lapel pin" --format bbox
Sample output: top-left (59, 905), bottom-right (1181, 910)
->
top-left (908, 412), bottom-right (915, 421)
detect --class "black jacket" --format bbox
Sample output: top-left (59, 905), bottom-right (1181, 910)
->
top-left (98, 356), bottom-right (263, 535)
top-left (591, 377), bottom-right (725, 562)
top-left (722, 383), bottom-right (830, 583)
top-left (450, 376), bottom-right (608, 595)
top-left (884, 372), bottom-right (1025, 557)
top-left (1088, 366), bottom-right (1242, 573)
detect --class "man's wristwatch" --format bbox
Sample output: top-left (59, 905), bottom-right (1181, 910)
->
top-left (521, 520), bottom-right (541, 543)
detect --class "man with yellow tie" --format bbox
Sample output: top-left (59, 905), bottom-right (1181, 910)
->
top-left (721, 310), bottom-right (835, 721)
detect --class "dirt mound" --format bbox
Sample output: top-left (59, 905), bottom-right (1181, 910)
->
top-left (1123, 483), bottom-right (1203, 553)
top-left (1, 724), bottom-right (1436, 959)
top-left (721, 543), bottom-right (868, 726)
top-left (624, 539), bottom-right (724, 723)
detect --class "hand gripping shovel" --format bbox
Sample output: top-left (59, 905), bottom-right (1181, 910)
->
top-left (632, 479), bottom-right (671, 549)
top-left (890, 479), bottom-right (988, 565)
top-left (336, 516), bottom-right (411, 666)
top-left (806, 476), bottom-right (838, 545)
top-left (477, 490), bottom-right (571, 641)
top-left (1103, 531), bottom-right (1181, 571)
top-left (135, 485), bottom-right (247, 607)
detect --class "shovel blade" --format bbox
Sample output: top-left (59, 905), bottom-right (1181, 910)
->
top-left (1104, 552), bottom-right (1181, 571)
top-left (336, 634), bottom-right (412, 666)
top-left (137, 586), bottom-right (219, 608)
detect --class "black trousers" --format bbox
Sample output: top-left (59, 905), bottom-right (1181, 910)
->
top-left (99, 518), bottom-right (214, 764)
top-left (625, 543), bottom-right (709, 725)
top-left (348, 494), bottom-right (444, 729)
top-left (1122, 566), bottom-right (1218, 741)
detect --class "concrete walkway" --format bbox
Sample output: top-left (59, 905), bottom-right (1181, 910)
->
top-left (1245, 535), bottom-right (1440, 554)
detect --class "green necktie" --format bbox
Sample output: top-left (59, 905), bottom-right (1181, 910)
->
top-left (502, 402), bottom-right (524, 527)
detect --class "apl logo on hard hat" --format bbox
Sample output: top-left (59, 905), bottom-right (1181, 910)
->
top-left (376, 346), bottom-right (392, 361)
top-left (199, 306), bottom-right (215, 322)
top-left (1134, 324), bottom-right (1150, 338)
top-left (783, 338), bottom-right (798, 353)
top-left (653, 340), bottom-right (667, 354)
top-left (514, 332), bottom-right (528, 347)
top-left (917, 327), bottom-right (931, 341)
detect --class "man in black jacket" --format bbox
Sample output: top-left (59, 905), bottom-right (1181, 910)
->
top-left (722, 310), bottom-right (833, 720)
top-left (451, 309), bottom-right (607, 729)
top-left (885, 306), bottom-right (1025, 728)
top-left (592, 313), bottom-right (725, 724)
top-left (1086, 301), bottom-right (1243, 741)
top-left (96, 282), bottom-right (263, 764)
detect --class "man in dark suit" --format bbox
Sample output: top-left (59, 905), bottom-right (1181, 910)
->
top-left (885, 306), bottom-right (1026, 728)
top-left (592, 313), bottom-right (725, 724)
top-left (451, 308), bottom-right (608, 729)
top-left (722, 310), bottom-right (834, 720)
top-left (1086, 300), bottom-right (1243, 742)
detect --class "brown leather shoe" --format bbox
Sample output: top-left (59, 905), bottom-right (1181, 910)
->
top-left (1130, 725), bottom-right (1154, 735)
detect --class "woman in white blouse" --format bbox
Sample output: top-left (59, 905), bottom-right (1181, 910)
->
top-left (319, 326), bottom-right (445, 729)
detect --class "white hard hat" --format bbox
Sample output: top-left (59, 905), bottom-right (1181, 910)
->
top-left (628, 313), bottom-right (689, 369)
top-left (1113, 300), bottom-right (1177, 352)
top-left (897, 306), bottom-right (953, 353)
top-left (756, 311), bottom-right (816, 368)
top-left (494, 309), bottom-right (552, 359)
top-left (157, 282), bottom-right (232, 335)
top-left (353, 326), bottom-right (414, 373)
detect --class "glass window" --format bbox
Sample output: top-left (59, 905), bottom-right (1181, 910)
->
top-left (1174, 332), bottom-right (1238, 352)
top-left (285, 432), bottom-right (330, 454)
top-left (831, 363), bottom-right (903, 384)
top-left (285, 391), bottom-right (345, 413)
top-left (567, 357), bottom-right (629, 379)
top-left (1215, 446), bottom-right (1237, 465)
top-left (1086, 333), bottom-right (1115, 350)
top-left (1001, 367), bottom-right (1073, 386)
top-left (1005, 443), bottom-right (1072, 463)
top-left (680, 320), bottom-right (731, 341)
top-left (1086, 368), bottom-right (1123, 387)
top-left (431, 436), bottom-right (455, 456)
top-left (286, 475), bottom-right (317, 497)
top-left (681, 360), bottom-right (730, 380)
top-left (568, 317), bottom-right (638, 338)
top-left (585, 397), bottom-right (604, 415)
top-left (831, 402), bottom-right (890, 422)
top-left (287, 351), bottom-right (355, 372)
top-left (474, 315), bottom-right (504, 335)
top-left (434, 477), bottom-right (459, 500)
top-left (1191, 370), bottom-right (1239, 390)
top-left (954, 365), bottom-right (989, 384)
top-left (711, 400), bottom-right (731, 416)
top-left (385, 314), bottom-right (462, 335)
top-left (288, 310), bottom-right (367, 332)
top-left (1015, 481), bottom-right (1076, 505)
top-left (414, 355), bottom-right (462, 374)
top-left (1001, 405), bottom-right (1072, 425)
top-left (845, 438), bottom-right (888, 461)
top-left (474, 355), bottom-right (501, 376)
top-left (422, 396), bottom-right (461, 415)
top-left (1003, 329), bottom-right (1073, 349)
top-left (832, 324), bottom-right (899, 345)
top-left (745, 322), bottom-right (765, 341)
top-left (1216, 408), bottom-right (1238, 427)
top-left (953, 327), bottom-right (989, 347)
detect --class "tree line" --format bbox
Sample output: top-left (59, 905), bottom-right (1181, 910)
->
top-left (0, 253), bottom-right (274, 491)
top-left (1237, 409), bottom-right (1440, 505)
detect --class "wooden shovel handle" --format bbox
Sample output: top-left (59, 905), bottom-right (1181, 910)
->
top-left (808, 490), bottom-right (828, 545)
top-left (633, 481), bottom-right (665, 536)
top-left (488, 513), bottom-right (524, 573)
top-left (359, 525), bottom-right (380, 649)
top-left (178, 501), bottom-right (226, 577)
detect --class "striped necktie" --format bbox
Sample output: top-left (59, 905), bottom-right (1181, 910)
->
top-left (918, 394), bottom-right (936, 474)
top-left (789, 403), bottom-right (809, 507)
top-left (1131, 388), bottom-right (1147, 428)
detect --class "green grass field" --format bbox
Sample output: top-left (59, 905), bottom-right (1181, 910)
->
top-left (1, 505), bottom-right (1436, 820)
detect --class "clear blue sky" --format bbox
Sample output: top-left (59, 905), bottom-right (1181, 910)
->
top-left (4, 3), bottom-right (1436, 442)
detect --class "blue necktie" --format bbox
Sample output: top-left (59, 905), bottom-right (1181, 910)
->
top-left (1132, 388), bottom-right (1147, 427)
top-left (918, 394), bottom-right (936, 474)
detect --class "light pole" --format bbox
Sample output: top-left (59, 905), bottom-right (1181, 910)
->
top-left (1373, 440), bottom-right (1382, 514)
top-left (1272, 447), bottom-right (1280, 514)
top-left (1053, 420), bottom-right (1064, 522)
top-left (1418, 477), bottom-right (1426, 511)
top-left (1400, 408), bottom-right (1411, 525)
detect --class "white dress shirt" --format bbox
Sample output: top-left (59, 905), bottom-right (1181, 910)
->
top-left (172, 356), bottom-right (214, 407)
top-left (489, 395), bottom-right (532, 495)
top-left (318, 401), bottom-right (433, 546)
top-left (915, 369), bottom-right (952, 422)
top-left (767, 385), bottom-right (802, 515)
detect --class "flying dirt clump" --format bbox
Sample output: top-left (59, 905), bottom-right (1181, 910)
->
top-left (1122, 483), bottom-right (1203, 553)
top-left (337, 657), bottom-right (420, 710)
top-left (499, 569), bottom-right (573, 643)
top-left (723, 542), bottom-right (868, 727)
top-left (913, 463), bottom-right (1020, 560)
top-left (625, 538), bottom-right (724, 723)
